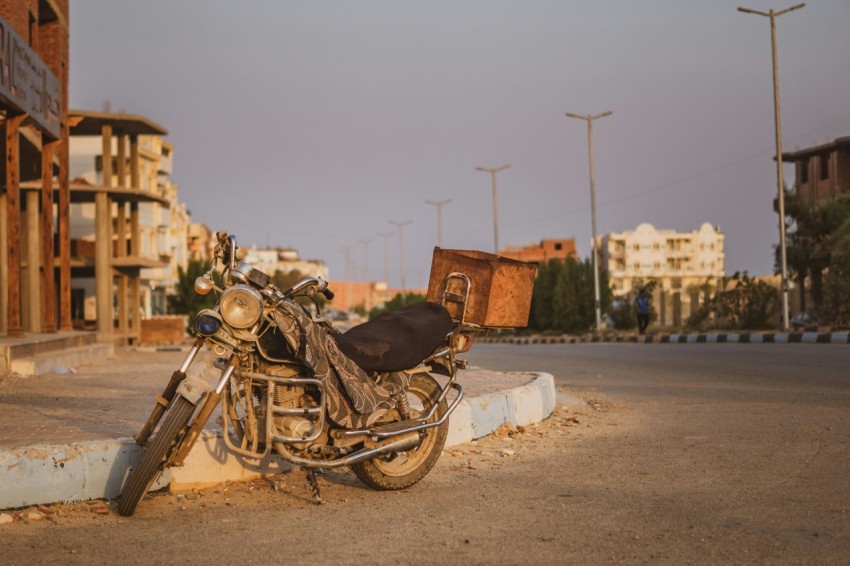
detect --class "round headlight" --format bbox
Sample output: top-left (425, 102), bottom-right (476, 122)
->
top-left (194, 309), bottom-right (223, 336)
top-left (220, 285), bottom-right (264, 329)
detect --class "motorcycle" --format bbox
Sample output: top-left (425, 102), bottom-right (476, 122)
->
top-left (118, 231), bottom-right (480, 516)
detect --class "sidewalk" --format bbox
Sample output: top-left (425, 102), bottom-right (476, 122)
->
top-left (480, 329), bottom-right (850, 345)
top-left (0, 348), bottom-right (556, 510)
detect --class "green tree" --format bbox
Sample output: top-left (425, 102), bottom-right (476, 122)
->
top-left (778, 189), bottom-right (850, 311)
top-left (528, 258), bottom-right (612, 333)
top-left (166, 259), bottom-right (218, 333)
top-left (687, 272), bottom-right (779, 330)
top-left (823, 215), bottom-right (850, 327)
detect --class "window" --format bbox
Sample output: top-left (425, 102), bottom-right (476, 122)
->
top-left (800, 161), bottom-right (809, 183)
top-left (554, 242), bottom-right (562, 251)
top-left (820, 154), bottom-right (830, 180)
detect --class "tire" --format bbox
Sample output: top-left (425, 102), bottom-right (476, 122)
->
top-left (118, 396), bottom-right (196, 516)
top-left (351, 372), bottom-right (449, 491)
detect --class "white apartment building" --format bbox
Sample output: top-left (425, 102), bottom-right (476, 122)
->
top-left (242, 246), bottom-right (329, 281)
top-left (599, 222), bottom-right (725, 326)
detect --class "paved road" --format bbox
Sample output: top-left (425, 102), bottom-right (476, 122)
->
top-left (2, 343), bottom-right (848, 564)
top-left (466, 343), bottom-right (850, 563)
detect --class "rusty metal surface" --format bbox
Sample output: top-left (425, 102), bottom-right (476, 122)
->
top-left (427, 248), bottom-right (537, 328)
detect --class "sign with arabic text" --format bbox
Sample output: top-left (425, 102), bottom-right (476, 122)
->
top-left (0, 16), bottom-right (61, 138)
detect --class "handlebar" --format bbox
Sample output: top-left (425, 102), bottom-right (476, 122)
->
top-left (285, 276), bottom-right (333, 301)
top-left (213, 231), bottom-right (334, 302)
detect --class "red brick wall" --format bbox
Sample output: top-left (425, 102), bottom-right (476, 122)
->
top-left (499, 239), bottom-right (577, 263)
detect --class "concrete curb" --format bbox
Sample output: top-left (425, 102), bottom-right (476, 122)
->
top-left (480, 331), bottom-right (850, 346)
top-left (0, 372), bottom-right (556, 510)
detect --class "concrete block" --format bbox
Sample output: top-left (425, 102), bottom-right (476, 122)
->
top-left (508, 373), bottom-right (556, 426)
top-left (169, 430), bottom-right (292, 491)
top-left (801, 332), bottom-right (819, 344)
top-left (10, 344), bottom-right (114, 377)
top-left (0, 439), bottom-right (167, 509)
top-left (445, 400), bottom-right (473, 447)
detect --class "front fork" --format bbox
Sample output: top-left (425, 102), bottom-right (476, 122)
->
top-left (134, 336), bottom-right (206, 446)
top-left (135, 337), bottom-right (237, 466)
top-left (170, 357), bottom-right (238, 466)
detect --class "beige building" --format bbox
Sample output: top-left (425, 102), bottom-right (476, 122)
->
top-left (599, 222), bottom-right (725, 326)
top-left (67, 110), bottom-right (192, 334)
top-left (188, 223), bottom-right (215, 262)
top-left (242, 246), bottom-right (329, 281)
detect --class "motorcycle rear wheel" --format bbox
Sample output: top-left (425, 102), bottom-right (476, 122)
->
top-left (118, 396), bottom-right (196, 516)
top-left (351, 372), bottom-right (448, 490)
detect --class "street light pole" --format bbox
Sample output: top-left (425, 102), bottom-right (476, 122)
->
top-left (424, 198), bottom-right (453, 248)
top-left (390, 220), bottom-right (412, 292)
top-left (566, 110), bottom-right (613, 333)
top-left (376, 231), bottom-right (394, 284)
top-left (738, 3), bottom-right (804, 331)
top-left (475, 164), bottom-right (510, 254)
top-left (341, 246), bottom-right (354, 281)
top-left (357, 239), bottom-right (372, 282)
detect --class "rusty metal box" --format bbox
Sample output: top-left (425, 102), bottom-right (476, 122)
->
top-left (426, 248), bottom-right (538, 328)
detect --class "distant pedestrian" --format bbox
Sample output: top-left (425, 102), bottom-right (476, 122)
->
top-left (634, 289), bottom-right (650, 335)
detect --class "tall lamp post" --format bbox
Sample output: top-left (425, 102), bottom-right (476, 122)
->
top-left (475, 164), bottom-right (510, 254)
top-left (376, 231), bottom-right (394, 284)
top-left (738, 3), bottom-right (804, 331)
top-left (566, 110), bottom-right (612, 333)
top-left (424, 198), bottom-right (452, 248)
top-left (390, 220), bottom-right (412, 292)
top-left (357, 239), bottom-right (372, 282)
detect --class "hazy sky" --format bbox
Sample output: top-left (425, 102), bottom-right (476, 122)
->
top-left (69, 1), bottom-right (850, 289)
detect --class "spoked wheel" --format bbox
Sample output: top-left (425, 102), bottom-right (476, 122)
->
top-left (118, 396), bottom-right (196, 516)
top-left (351, 372), bottom-right (448, 490)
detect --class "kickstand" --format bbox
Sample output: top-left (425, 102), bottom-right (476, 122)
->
top-left (304, 468), bottom-right (323, 505)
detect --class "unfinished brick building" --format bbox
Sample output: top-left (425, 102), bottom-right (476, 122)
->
top-left (782, 136), bottom-right (850, 203)
top-left (0, 0), bottom-right (70, 338)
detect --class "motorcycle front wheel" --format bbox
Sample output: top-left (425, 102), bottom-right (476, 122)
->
top-left (118, 396), bottom-right (196, 516)
top-left (351, 372), bottom-right (448, 490)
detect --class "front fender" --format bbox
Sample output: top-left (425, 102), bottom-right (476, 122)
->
top-left (175, 375), bottom-right (211, 405)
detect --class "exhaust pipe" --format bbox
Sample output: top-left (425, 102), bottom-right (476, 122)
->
top-left (274, 432), bottom-right (421, 469)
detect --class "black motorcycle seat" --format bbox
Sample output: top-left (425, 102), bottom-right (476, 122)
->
top-left (332, 301), bottom-right (454, 373)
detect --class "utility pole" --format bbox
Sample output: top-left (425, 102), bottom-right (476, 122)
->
top-left (357, 239), bottom-right (372, 282)
top-left (376, 231), bottom-right (394, 284)
top-left (738, 2), bottom-right (805, 331)
top-left (341, 246), bottom-right (353, 281)
top-left (389, 220), bottom-right (412, 292)
top-left (566, 110), bottom-right (613, 333)
top-left (424, 198), bottom-right (452, 248)
top-left (475, 164), bottom-right (510, 254)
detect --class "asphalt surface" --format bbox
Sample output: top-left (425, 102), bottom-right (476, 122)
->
top-left (1, 342), bottom-right (847, 564)
top-left (465, 342), bottom-right (850, 563)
